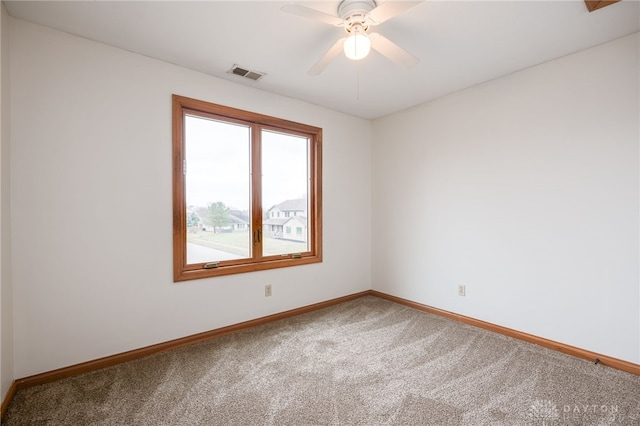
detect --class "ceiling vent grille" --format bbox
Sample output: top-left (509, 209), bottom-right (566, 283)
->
top-left (228, 64), bottom-right (266, 81)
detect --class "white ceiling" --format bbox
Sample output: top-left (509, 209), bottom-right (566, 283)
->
top-left (5, 0), bottom-right (639, 119)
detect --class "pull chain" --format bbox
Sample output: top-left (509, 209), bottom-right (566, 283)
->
top-left (356, 62), bottom-right (361, 100)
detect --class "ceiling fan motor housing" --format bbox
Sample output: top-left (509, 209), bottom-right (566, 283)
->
top-left (338, 0), bottom-right (376, 25)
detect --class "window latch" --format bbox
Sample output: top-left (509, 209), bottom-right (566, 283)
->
top-left (203, 261), bottom-right (219, 269)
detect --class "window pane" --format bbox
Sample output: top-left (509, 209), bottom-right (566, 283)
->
top-left (173, 95), bottom-right (321, 281)
top-left (185, 115), bottom-right (251, 264)
top-left (262, 130), bottom-right (310, 256)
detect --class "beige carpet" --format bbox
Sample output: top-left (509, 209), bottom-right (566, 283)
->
top-left (3, 296), bottom-right (640, 425)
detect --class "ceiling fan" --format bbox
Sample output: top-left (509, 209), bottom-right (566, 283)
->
top-left (281, 0), bottom-right (422, 75)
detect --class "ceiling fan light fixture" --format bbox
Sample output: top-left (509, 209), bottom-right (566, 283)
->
top-left (282, 0), bottom-right (422, 74)
top-left (343, 25), bottom-right (370, 60)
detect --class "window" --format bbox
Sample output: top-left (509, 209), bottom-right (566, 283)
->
top-left (173, 95), bottom-right (322, 281)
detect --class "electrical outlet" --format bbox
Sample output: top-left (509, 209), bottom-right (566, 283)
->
top-left (457, 285), bottom-right (466, 296)
top-left (265, 284), bottom-right (272, 297)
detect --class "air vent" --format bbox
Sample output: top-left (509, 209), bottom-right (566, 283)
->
top-left (228, 64), bottom-right (266, 81)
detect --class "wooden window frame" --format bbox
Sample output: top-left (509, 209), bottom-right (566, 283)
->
top-left (172, 95), bottom-right (322, 281)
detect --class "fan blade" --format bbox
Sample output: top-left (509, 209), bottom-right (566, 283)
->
top-left (369, 32), bottom-right (419, 68)
top-left (308, 38), bottom-right (346, 75)
top-left (367, 1), bottom-right (423, 25)
top-left (281, 4), bottom-right (343, 26)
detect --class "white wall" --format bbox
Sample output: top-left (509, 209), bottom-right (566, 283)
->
top-left (9, 18), bottom-right (372, 378)
top-left (0, 2), bottom-right (12, 402)
top-left (372, 33), bottom-right (640, 363)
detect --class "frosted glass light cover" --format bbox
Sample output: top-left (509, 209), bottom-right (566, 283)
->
top-left (344, 33), bottom-right (371, 60)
